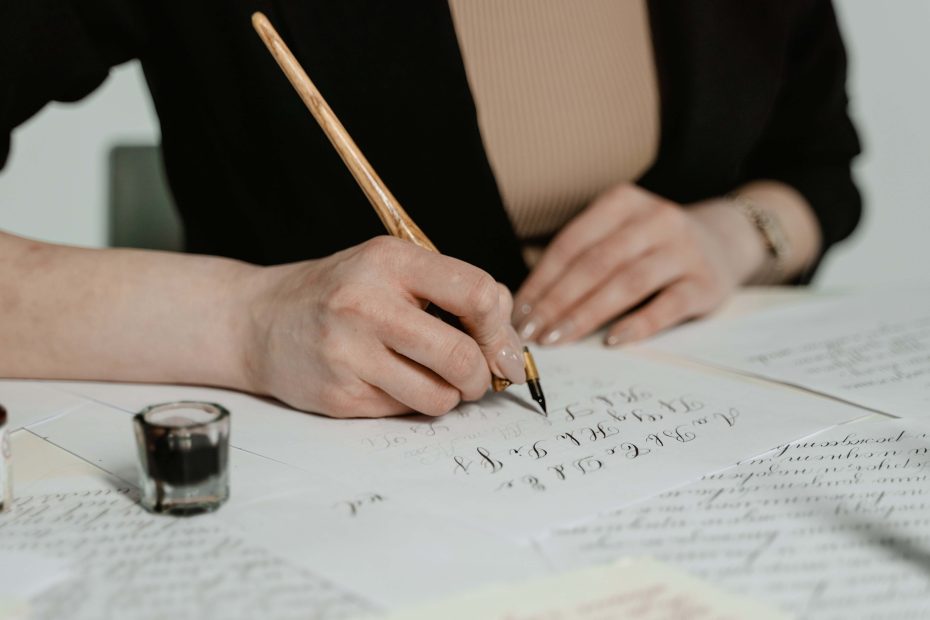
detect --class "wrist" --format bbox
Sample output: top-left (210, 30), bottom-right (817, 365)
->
top-left (689, 200), bottom-right (769, 285)
top-left (231, 259), bottom-right (317, 397)
top-left (220, 260), bottom-right (278, 395)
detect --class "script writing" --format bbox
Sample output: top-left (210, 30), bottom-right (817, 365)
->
top-left (651, 290), bottom-right (930, 418)
top-left (0, 488), bottom-right (376, 620)
top-left (540, 418), bottom-right (930, 619)
top-left (448, 388), bottom-right (741, 493)
top-left (333, 492), bottom-right (386, 517)
top-left (750, 315), bottom-right (930, 394)
top-left (31, 344), bottom-right (865, 543)
top-left (314, 346), bottom-right (865, 536)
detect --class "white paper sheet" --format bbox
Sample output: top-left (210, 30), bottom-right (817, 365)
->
top-left (31, 344), bottom-right (868, 538)
top-left (218, 485), bottom-right (550, 608)
top-left (377, 557), bottom-right (788, 620)
top-left (0, 381), bottom-right (88, 431)
top-left (27, 402), bottom-right (550, 608)
top-left (242, 345), bottom-right (870, 535)
top-left (0, 484), bottom-right (376, 620)
top-left (0, 551), bottom-right (71, 599)
top-left (649, 288), bottom-right (930, 419)
top-left (539, 417), bottom-right (930, 619)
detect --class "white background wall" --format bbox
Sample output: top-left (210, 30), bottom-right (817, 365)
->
top-left (1, 1), bottom-right (928, 289)
top-left (0, 64), bottom-right (158, 248)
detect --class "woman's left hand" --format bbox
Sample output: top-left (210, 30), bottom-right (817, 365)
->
top-left (513, 184), bottom-right (768, 346)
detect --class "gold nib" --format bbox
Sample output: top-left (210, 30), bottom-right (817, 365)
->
top-left (523, 347), bottom-right (547, 414)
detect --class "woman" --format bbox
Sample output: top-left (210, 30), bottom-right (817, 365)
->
top-left (0, 1), bottom-right (860, 418)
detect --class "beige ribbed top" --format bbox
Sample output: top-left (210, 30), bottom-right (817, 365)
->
top-left (449, 0), bottom-right (660, 240)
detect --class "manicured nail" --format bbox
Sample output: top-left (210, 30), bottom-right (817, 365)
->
top-left (541, 320), bottom-right (573, 346)
top-left (510, 303), bottom-right (533, 325)
top-left (519, 318), bottom-right (541, 340)
top-left (498, 346), bottom-right (527, 384)
top-left (605, 328), bottom-right (633, 347)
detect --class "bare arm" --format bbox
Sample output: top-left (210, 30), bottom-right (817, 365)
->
top-left (0, 232), bottom-right (526, 417)
top-left (0, 230), bottom-right (254, 388)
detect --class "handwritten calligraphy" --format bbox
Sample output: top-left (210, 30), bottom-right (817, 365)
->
top-left (652, 290), bottom-right (930, 419)
top-left (444, 385), bottom-right (741, 492)
top-left (0, 489), bottom-right (376, 619)
top-left (541, 419), bottom-right (930, 618)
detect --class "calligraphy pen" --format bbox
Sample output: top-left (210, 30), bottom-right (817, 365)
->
top-left (251, 12), bottom-right (546, 414)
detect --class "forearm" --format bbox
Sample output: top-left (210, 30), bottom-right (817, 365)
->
top-left (0, 231), bottom-right (258, 389)
top-left (689, 180), bottom-right (823, 286)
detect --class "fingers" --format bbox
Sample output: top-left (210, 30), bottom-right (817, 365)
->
top-left (516, 213), bottom-right (670, 341)
top-left (537, 251), bottom-right (684, 345)
top-left (497, 283), bottom-right (514, 324)
top-left (379, 304), bottom-right (491, 401)
top-left (342, 389), bottom-right (413, 418)
top-left (605, 280), bottom-right (709, 346)
top-left (492, 283), bottom-right (527, 383)
top-left (316, 377), bottom-right (417, 419)
top-left (513, 185), bottom-right (647, 323)
top-left (395, 244), bottom-right (525, 384)
top-left (360, 347), bottom-right (464, 417)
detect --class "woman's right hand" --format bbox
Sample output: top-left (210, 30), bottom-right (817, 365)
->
top-left (240, 236), bottom-right (526, 418)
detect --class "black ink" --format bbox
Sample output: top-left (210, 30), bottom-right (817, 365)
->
top-left (663, 425), bottom-right (697, 443)
top-left (573, 456), bottom-right (604, 474)
top-left (622, 442), bottom-right (650, 459)
top-left (476, 447), bottom-right (504, 473)
top-left (529, 440), bottom-right (548, 460)
top-left (452, 456), bottom-right (472, 475)
top-left (715, 408), bottom-right (740, 427)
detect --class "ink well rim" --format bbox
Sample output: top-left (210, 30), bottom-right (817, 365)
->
top-left (135, 401), bottom-right (230, 430)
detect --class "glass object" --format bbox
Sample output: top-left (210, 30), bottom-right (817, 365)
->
top-left (133, 401), bottom-right (230, 516)
top-left (0, 404), bottom-right (10, 512)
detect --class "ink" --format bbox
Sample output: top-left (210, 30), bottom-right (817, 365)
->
top-left (134, 402), bottom-right (230, 516)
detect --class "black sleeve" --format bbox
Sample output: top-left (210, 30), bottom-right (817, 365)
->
top-left (0, 0), bottom-right (148, 169)
top-left (740, 0), bottom-right (862, 273)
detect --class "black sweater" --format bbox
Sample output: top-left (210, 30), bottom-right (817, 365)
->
top-left (1, 0), bottom-right (861, 289)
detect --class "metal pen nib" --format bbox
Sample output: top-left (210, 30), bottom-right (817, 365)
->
top-left (523, 346), bottom-right (547, 414)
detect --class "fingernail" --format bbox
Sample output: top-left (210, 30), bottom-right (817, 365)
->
top-left (605, 328), bottom-right (633, 347)
top-left (498, 346), bottom-right (527, 384)
top-left (541, 320), bottom-right (573, 346)
top-left (512, 302), bottom-right (533, 324)
top-left (519, 318), bottom-right (541, 340)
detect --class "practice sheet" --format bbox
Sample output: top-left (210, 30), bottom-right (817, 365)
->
top-left (539, 417), bottom-right (930, 619)
top-left (40, 344), bottom-right (868, 537)
top-left (0, 483), bottom-right (377, 620)
top-left (25, 405), bottom-right (549, 607)
top-left (649, 289), bottom-right (930, 419)
top-left (379, 557), bottom-right (788, 620)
